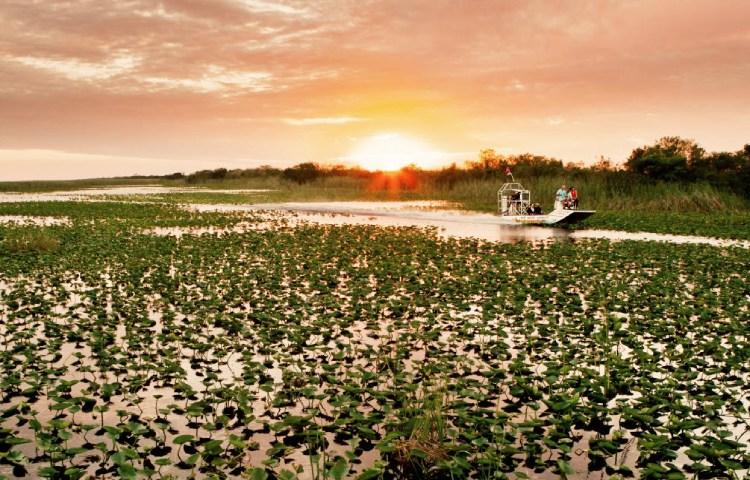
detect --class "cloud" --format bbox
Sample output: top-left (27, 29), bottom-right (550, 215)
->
top-left (10, 53), bottom-right (140, 82)
top-left (4, 0), bottom-right (748, 106)
top-left (284, 116), bottom-right (365, 126)
top-left (142, 67), bottom-right (275, 94)
top-left (506, 80), bottom-right (526, 92)
top-left (1, 0), bottom-right (749, 178)
top-left (231, 0), bottom-right (308, 15)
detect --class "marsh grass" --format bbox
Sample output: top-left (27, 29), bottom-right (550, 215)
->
top-left (183, 175), bottom-right (285, 191)
top-left (593, 181), bottom-right (748, 212)
top-left (1, 227), bottom-right (61, 253)
top-left (212, 175), bottom-right (750, 215)
top-left (1, 182), bottom-right (748, 240)
top-left (584, 211), bottom-right (750, 239)
top-left (390, 385), bottom-right (452, 478)
top-left (3, 172), bottom-right (748, 214)
top-left (270, 176), bottom-right (426, 203)
top-left (0, 177), bottom-right (178, 193)
top-left (420, 177), bottom-right (750, 214)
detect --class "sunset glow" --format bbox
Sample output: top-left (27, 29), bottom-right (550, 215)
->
top-left (349, 134), bottom-right (440, 172)
top-left (1, 1), bottom-right (749, 180)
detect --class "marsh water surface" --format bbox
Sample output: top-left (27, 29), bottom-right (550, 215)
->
top-left (2, 187), bottom-right (747, 247)
top-left (1, 187), bottom-right (748, 479)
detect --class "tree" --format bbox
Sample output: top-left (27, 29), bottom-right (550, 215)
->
top-left (511, 153), bottom-right (565, 177)
top-left (186, 168), bottom-right (229, 183)
top-left (435, 163), bottom-right (462, 189)
top-left (625, 137), bottom-right (701, 181)
top-left (282, 163), bottom-right (321, 185)
top-left (590, 156), bottom-right (618, 172)
top-left (656, 136), bottom-right (705, 167)
top-left (465, 149), bottom-right (504, 177)
top-left (479, 149), bottom-right (502, 174)
top-left (696, 148), bottom-right (750, 196)
top-left (211, 168), bottom-right (228, 179)
top-left (626, 148), bottom-right (688, 181)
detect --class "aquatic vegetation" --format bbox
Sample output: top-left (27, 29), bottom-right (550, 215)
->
top-left (0, 227), bottom-right (61, 254)
top-left (3, 181), bottom-right (750, 240)
top-left (0, 201), bottom-right (749, 479)
top-left (583, 211), bottom-right (750, 240)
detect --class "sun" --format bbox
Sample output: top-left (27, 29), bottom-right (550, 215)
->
top-left (349, 133), bottom-right (439, 171)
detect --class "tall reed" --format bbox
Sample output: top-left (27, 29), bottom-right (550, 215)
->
top-left (423, 177), bottom-right (749, 213)
top-left (3, 172), bottom-right (747, 214)
top-left (2, 227), bottom-right (61, 253)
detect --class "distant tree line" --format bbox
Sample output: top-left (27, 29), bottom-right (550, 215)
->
top-left (121, 172), bottom-right (185, 180)
top-left (185, 165), bottom-right (279, 183)
top-left (624, 137), bottom-right (750, 195)
top-left (175, 137), bottom-right (749, 197)
top-left (185, 163), bottom-right (372, 185)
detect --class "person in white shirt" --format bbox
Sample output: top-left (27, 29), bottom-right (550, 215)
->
top-left (555, 185), bottom-right (567, 210)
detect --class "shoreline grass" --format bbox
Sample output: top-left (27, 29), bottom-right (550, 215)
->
top-left (0, 177), bottom-right (180, 193)
top-left (2, 175), bottom-right (749, 239)
top-left (2, 175), bottom-right (748, 213)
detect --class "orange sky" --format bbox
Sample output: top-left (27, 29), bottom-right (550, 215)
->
top-left (1, 0), bottom-right (749, 180)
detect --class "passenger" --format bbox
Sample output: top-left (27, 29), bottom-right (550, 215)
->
top-left (567, 186), bottom-right (578, 209)
top-left (526, 203), bottom-right (542, 215)
top-left (510, 192), bottom-right (522, 214)
top-left (554, 185), bottom-right (567, 210)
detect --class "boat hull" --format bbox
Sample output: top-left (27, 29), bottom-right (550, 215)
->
top-left (513, 209), bottom-right (595, 226)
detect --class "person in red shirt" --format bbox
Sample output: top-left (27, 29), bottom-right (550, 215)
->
top-left (567, 187), bottom-right (578, 209)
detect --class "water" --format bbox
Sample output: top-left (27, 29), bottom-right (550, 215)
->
top-left (1, 188), bottom-right (747, 247)
top-left (0, 215), bottom-right (71, 226)
top-left (2, 192), bottom-right (747, 479)
top-left (0, 185), bottom-right (271, 203)
top-left (191, 201), bottom-right (750, 248)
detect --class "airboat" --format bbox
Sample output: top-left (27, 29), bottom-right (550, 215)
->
top-left (497, 181), bottom-right (595, 226)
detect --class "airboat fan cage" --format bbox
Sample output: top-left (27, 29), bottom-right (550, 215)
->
top-left (497, 182), bottom-right (531, 216)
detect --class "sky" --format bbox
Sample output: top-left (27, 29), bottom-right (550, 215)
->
top-left (1, 0), bottom-right (749, 180)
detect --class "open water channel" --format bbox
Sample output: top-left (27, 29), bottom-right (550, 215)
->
top-left (2, 187), bottom-right (747, 248)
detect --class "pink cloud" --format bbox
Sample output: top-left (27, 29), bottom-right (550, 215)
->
top-left (1, 0), bottom-right (749, 178)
